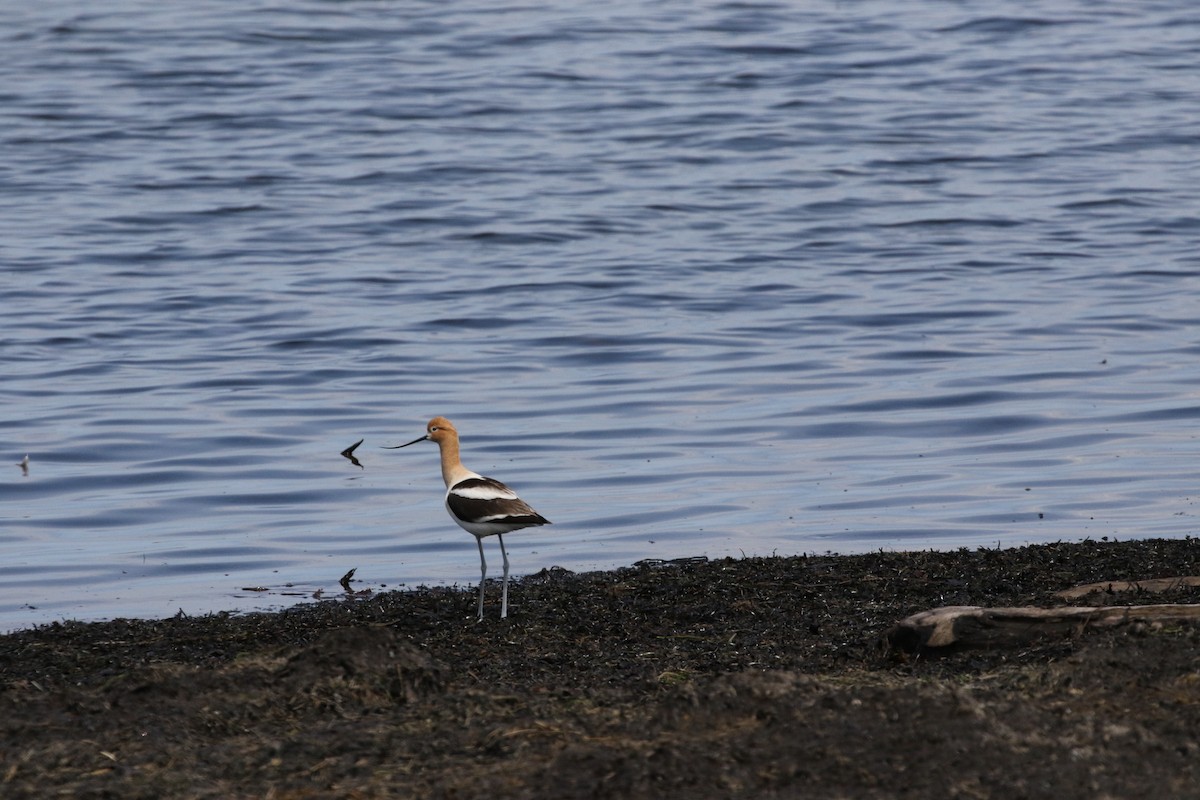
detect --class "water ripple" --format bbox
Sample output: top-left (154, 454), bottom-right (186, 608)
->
top-left (2, 0), bottom-right (1199, 631)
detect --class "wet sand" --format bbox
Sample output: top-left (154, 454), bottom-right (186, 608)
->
top-left (3, 537), bottom-right (1199, 798)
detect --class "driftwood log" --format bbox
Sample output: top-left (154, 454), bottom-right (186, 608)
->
top-left (1055, 576), bottom-right (1200, 600)
top-left (888, 603), bottom-right (1200, 652)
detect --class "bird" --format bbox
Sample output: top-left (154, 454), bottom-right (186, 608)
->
top-left (383, 416), bottom-right (550, 620)
top-left (16, 454), bottom-right (29, 477)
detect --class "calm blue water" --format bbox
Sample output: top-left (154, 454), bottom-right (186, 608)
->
top-left (2, 0), bottom-right (1199, 631)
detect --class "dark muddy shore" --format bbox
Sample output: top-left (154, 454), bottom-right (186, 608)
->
top-left (3, 538), bottom-right (1200, 799)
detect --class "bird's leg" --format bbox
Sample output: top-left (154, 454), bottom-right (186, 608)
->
top-left (476, 537), bottom-right (487, 622)
top-left (498, 533), bottom-right (509, 619)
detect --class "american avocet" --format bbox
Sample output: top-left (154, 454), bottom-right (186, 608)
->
top-left (384, 416), bottom-right (550, 620)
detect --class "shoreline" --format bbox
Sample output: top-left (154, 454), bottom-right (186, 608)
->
top-left (3, 537), bottom-right (1199, 797)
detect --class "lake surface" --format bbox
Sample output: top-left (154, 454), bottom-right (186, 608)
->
top-left (3, 0), bottom-right (1199, 631)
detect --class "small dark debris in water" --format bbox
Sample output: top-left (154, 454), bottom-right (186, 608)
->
top-left (341, 439), bottom-right (364, 468)
top-left (340, 568), bottom-right (357, 592)
top-left (242, 586), bottom-right (270, 592)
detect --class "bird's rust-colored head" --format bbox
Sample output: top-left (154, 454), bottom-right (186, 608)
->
top-left (385, 417), bottom-right (468, 488)
top-left (425, 416), bottom-right (457, 444)
top-left (382, 416), bottom-right (459, 451)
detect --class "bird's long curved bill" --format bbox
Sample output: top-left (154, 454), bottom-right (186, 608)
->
top-left (381, 435), bottom-right (428, 449)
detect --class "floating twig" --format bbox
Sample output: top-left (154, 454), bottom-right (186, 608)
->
top-left (340, 439), bottom-right (364, 468)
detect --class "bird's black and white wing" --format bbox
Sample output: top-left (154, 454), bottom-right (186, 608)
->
top-left (446, 476), bottom-right (550, 535)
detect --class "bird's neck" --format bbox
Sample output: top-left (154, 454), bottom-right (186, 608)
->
top-left (438, 437), bottom-right (474, 487)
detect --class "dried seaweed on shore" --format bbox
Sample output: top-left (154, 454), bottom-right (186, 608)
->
top-left (2, 538), bottom-right (1199, 799)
